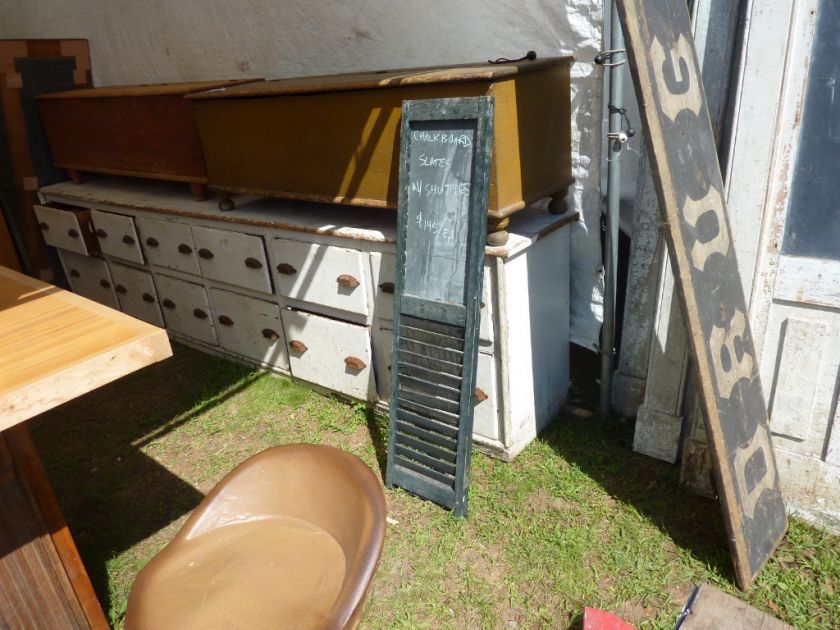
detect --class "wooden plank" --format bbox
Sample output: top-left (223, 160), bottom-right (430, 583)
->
top-left (0, 265), bottom-right (172, 429)
top-left (617, 0), bottom-right (787, 589)
top-left (386, 96), bottom-right (493, 517)
top-left (679, 584), bottom-right (793, 629)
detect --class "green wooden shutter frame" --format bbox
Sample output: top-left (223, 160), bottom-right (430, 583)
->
top-left (386, 96), bottom-right (494, 518)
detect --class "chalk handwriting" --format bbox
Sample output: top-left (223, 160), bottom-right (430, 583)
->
top-left (412, 130), bottom-right (473, 146)
top-left (418, 153), bottom-right (452, 169)
top-left (409, 179), bottom-right (470, 199)
top-left (415, 212), bottom-right (457, 242)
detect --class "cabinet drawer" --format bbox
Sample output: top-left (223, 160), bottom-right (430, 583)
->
top-left (58, 250), bottom-right (119, 309)
top-left (34, 203), bottom-right (97, 255)
top-left (372, 324), bottom-right (499, 441)
top-left (109, 262), bottom-right (164, 327)
top-left (154, 274), bottom-right (217, 345)
top-left (191, 225), bottom-right (272, 294)
top-left (371, 252), bottom-right (494, 344)
top-left (209, 288), bottom-right (289, 369)
top-left (269, 238), bottom-right (369, 317)
top-left (90, 210), bottom-right (144, 264)
top-left (135, 216), bottom-right (200, 275)
top-left (281, 309), bottom-right (373, 400)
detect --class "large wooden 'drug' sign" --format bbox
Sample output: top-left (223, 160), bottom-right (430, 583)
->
top-left (386, 96), bottom-right (493, 517)
top-left (616, 0), bottom-right (787, 588)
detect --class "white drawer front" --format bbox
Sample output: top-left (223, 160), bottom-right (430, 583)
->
top-left (109, 262), bottom-right (164, 327)
top-left (191, 225), bottom-right (272, 294)
top-left (209, 288), bottom-right (289, 370)
top-left (372, 323), bottom-right (499, 441)
top-left (155, 274), bottom-right (217, 345)
top-left (281, 309), bottom-right (373, 400)
top-left (269, 238), bottom-right (369, 317)
top-left (91, 210), bottom-right (144, 264)
top-left (59, 250), bottom-right (119, 309)
top-left (372, 252), bottom-right (494, 343)
top-left (135, 216), bottom-right (200, 275)
top-left (34, 204), bottom-right (94, 255)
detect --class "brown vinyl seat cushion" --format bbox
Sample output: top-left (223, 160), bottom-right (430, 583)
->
top-left (124, 444), bottom-right (386, 630)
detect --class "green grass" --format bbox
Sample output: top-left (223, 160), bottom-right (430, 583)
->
top-left (31, 344), bottom-right (839, 629)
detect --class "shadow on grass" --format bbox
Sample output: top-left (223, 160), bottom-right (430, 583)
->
top-left (544, 345), bottom-right (734, 584)
top-left (365, 406), bottom-right (390, 482)
top-left (29, 343), bottom-right (258, 618)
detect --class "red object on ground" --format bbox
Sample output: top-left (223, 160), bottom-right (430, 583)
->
top-left (583, 607), bottom-right (637, 630)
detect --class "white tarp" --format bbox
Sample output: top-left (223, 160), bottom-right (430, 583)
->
top-left (1, 0), bottom-right (605, 348)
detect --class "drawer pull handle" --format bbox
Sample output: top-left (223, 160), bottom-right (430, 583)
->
top-left (198, 248), bottom-right (214, 259)
top-left (99, 278), bottom-right (111, 289)
top-left (337, 274), bottom-right (360, 289)
top-left (193, 308), bottom-right (208, 319)
top-left (115, 284), bottom-right (127, 294)
top-left (38, 222), bottom-right (49, 231)
top-left (68, 228), bottom-right (80, 238)
top-left (474, 388), bottom-right (489, 403)
top-left (69, 269), bottom-right (80, 278)
top-left (162, 298), bottom-right (176, 309)
top-left (218, 315), bottom-right (234, 326)
top-left (244, 257), bottom-right (262, 269)
top-left (178, 243), bottom-right (192, 254)
top-left (146, 237), bottom-right (160, 247)
top-left (262, 328), bottom-right (279, 342)
top-left (379, 281), bottom-right (395, 294)
top-left (276, 263), bottom-right (297, 275)
top-left (481, 301), bottom-right (486, 309)
top-left (344, 356), bottom-right (366, 371)
top-left (122, 234), bottom-right (136, 245)
top-left (96, 228), bottom-right (108, 238)
top-left (142, 292), bottom-right (155, 303)
top-left (289, 340), bottom-right (308, 353)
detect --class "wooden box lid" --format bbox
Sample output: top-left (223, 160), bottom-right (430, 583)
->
top-left (37, 79), bottom-right (261, 100)
top-left (186, 57), bottom-right (574, 100)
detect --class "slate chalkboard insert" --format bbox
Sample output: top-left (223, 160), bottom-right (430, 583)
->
top-left (386, 96), bottom-right (493, 518)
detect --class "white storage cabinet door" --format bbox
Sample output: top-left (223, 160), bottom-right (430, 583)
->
top-left (135, 216), bottom-right (201, 276)
top-left (34, 204), bottom-right (95, 255)
top-left (90, 210), bottom-right (145, 264)
top-left (58, 250), bottom-right (119, 309)
top-left (209, 288), bottom-right (289, 369)
top-left (190, 225), bottom-right (272, 294)
top-left (109, 262), bottom-right (164, 327)
top-left (154, 274), bottom-right (217, 345)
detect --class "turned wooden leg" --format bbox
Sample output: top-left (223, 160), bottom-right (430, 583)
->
top-left (548, 188), bottom-right (569, 215)
top-left (67, 169), bottom-right (84, 184)
top-left (486, 217), bottom-right (510, 246)
top-left (218, 194), bottom-right (235, 212)
top-left (190, 183), bottom-right (209, 202)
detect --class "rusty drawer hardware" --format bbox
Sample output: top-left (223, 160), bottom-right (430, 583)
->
top-left (38, 222), bottom-right (49, 231)
top-left (218, 315), bottom-right (234, 326)
top-left (69, 269), bottom-right (80, 278)
top-left (96, 228), bottom-right (108, 238)
top-left (337, 274), bottom-right (360, 289)
top-left (146, 236), bottom-right (160, 247)
top-left (193, 308), bottom-right (208, 319)
top-left (99, 278), bottom-right (111, 289)
top-left (198, 248), bottom-right (214, 259)
top-left (474, 388), bottom-right (488, 403)
top-left (115, 284), bottom-right (127, 294)
top-left (178, 243), bottom-right (192, 254)
top-left (142, 293), bottom-right (155, 303)
top-left (68, 228), bottom-right (80, 238)
top-left (379, 281), bottom-right (395, 294)
top-left (289, 340), bottom-right (307, 353)
top-left (262, 328), bottom-right (280, 342)
top-left (162, 298), bottom-right (176, 309)
top-left (122, 234), bottom-right (136, 245)
top-left (244, 257), bottom-right (262, 269)
top-left (344, 356), bottom-right (366, 370)
top-left (276, 262), bottom-right (297, 275)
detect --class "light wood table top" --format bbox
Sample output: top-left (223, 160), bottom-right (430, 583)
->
top-left (0, 265), bottom-right (172, 430)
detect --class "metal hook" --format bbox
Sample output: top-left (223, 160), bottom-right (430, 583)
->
top-left (594, 48), bottom-right (626, 68)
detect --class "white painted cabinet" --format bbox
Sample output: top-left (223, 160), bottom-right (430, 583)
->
top-left (269, 238), bottom-right (369, 318)
top-left (109, 262), bottom-right (164, 327)
top-left (209, 288), bottom-right (289, 369)
top-left (34, 204), bottom-right (95, 255)
top-left (58, 250), bottom-right (119, 309)
top-left (190, 225), bottom-right (272, 294)
top-left (154, 274), bottom-right (217, 345)
top-left (135, 216), bottom-right (201, 275)
top-left (281, 308), bottom-right (373, 400)
top-left (91, 210), bottom-right (144, 264)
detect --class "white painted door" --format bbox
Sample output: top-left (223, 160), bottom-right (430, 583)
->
top-left (754, 0), bottom-right (840, 528)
